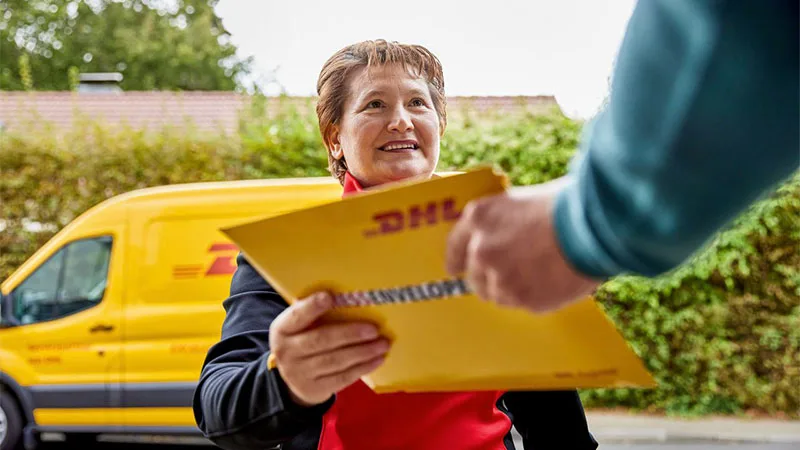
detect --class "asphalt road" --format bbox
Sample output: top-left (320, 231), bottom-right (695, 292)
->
top-left (35, 440), bottom-right (800, 450)
top-left (602, 445), bottom-right (798, 449)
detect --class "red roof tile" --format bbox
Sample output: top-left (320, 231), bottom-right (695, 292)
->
top-left (0, 91), bottom-right (560, 134)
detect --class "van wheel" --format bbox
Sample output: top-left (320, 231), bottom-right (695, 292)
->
top-left (0, 391), bottom-right (23, 450)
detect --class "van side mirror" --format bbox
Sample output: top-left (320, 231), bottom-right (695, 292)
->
top-left (0, 291), bottom-right (18, 329)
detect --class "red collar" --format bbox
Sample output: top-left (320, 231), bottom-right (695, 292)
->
top-left (342, 171), bottom-right (442, 198)
top-left (342, 171), bottom-right (364, 198)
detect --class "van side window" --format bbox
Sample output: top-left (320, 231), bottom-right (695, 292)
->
top-left (12, 236), bottom-right (113, 325)
top-left (12, 249), bottom-right (65, 325)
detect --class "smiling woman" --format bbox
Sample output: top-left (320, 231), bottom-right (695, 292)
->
top-left (317, 40), bottom-right (447, 187)
top-left (326, 63), bottom-right (440, 187)
top-left (192, 39), bottom-right (598, 450)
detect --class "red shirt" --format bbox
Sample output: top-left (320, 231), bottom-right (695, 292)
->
top-left (317, 172), bottom-right (512, 450)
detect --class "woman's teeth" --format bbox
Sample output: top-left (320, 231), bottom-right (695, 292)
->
top-left (382, 144), bottom-right (417, 151)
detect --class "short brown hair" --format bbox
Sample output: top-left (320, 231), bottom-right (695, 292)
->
top-left (316, 39), bottom-right (447, 184)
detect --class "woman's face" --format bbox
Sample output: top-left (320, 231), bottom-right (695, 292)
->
top-left (329, 63), bottom-right (441, 188)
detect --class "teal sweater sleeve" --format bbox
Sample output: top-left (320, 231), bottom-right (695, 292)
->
top-left (554, 0), bottom-right (799, 279)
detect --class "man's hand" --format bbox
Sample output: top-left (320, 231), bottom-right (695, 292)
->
top-left (445, 177), bottom-right (602, 313)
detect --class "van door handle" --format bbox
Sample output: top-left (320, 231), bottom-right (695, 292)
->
top-left (89, 324), bottom-right (115, 333)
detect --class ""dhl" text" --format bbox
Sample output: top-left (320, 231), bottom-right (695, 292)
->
top-left (363, 197), bottom-right (462, 237)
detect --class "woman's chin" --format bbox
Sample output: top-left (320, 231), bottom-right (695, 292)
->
top-left (383, 165), bottom-right (434, 183)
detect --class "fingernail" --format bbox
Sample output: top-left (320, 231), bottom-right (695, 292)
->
top-left (362, 326), bottom-right (379, 339)
top-left (370, 355), bottom-right (386, 369)
top-left (315, 292), bottom-right (332, 307)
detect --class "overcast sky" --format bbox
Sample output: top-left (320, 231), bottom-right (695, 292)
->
top-left (215, 0), bottom-right (637, 119)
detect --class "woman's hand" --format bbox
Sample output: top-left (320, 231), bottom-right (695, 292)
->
top-left (269, 292), bottom-right (389, 407)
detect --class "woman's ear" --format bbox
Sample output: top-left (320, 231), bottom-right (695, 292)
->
top-left (326, 127), bottom-right (344, 160)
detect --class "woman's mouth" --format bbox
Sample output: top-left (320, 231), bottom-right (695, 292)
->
top-left (379, 141), bottom-right (419, 152)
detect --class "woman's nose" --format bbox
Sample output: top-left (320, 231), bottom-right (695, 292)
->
top-left (388, 106), bottom-right (414, 133)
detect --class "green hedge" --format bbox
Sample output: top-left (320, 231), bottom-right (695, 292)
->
top-left (588, 175), bottom-right (800, 417)
top-left (1, 102), bottom-right (797, 418)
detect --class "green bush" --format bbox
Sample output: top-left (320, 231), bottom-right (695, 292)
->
top-left (585, 174), bottom-right (800, 417)
top-left (1, 101), bottom-right (797, 418)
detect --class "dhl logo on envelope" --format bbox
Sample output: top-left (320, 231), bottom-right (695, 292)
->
top-left (222, 167), bottom-right (656, 393)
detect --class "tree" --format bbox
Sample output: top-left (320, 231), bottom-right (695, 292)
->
top-left (0, 0), bottom-right (253, 91)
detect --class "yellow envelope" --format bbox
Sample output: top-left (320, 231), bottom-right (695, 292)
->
top-left (222, 167), bottom-right (656, 393)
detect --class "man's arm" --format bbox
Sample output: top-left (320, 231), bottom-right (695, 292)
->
top-left (555, 0), bottom-right (799, 279)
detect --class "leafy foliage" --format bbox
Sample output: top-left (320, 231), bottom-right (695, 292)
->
top-left (0, 0), bottom-right (252, 90)
top-left (585, 175), bottom-right (800, 417)
top-left (1, 102), bottom-right (797, 418)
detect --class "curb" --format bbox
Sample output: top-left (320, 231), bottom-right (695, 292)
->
top-left (594, 429), bottom-right (800, 444)
top-left (587, 414), bottom-right (800, 444)
top-left (592, 428), bottom-right (668, 443)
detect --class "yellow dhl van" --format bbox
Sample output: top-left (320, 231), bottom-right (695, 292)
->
top-left (0, 176), bottom-right (347, 449)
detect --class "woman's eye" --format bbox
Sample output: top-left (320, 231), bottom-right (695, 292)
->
top-left (410, 98), bottom-right (425, 107)
top-left (367, 100), bottom-right (383, 109)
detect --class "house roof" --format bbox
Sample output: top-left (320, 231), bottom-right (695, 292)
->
top-left (0, 91), bottom-right (561, 134)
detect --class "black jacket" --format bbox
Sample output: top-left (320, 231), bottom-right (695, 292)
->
top-left (193, 254), bottom-right (599, 450)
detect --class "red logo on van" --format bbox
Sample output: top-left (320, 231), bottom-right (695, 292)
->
top-left (205, 243), bottom-right (239, 276)
top-left (171, 243), bottom-right (239, 279)
top-left (363, 197), bottom-right (462, 237)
